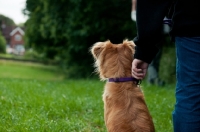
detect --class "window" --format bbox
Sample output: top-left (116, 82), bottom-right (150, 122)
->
top-left (15, 34), bottom-right (22, 41)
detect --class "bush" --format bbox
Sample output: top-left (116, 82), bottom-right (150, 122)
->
top-left (60, 0), bottom-right (137, 78)
top-left (0, 34), bottom-right (6, 53)
top-left (24, 49), bottom-right (44, 60)
top-left (24, 0), bottom-right (137, 78)
top-left (159, 37), bottom-right (176, 84)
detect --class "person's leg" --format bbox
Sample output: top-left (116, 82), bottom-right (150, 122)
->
top-left (173, 37), bottom-right (200, 132)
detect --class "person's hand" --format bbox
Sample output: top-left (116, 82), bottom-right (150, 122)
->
top-left (132, 59), bottom-right (149, 80)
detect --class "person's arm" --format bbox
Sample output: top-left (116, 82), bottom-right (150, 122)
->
top-left (134, 0), bottom-right (172, 64)
top-left (132, 0), bottom-right (172, 79)
top-left (132, 0), bottom-right (136, 11)
top-left (131, 0), bottom-right (137, 21)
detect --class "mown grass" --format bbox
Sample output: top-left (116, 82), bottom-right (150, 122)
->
top-left (0, 60), bottom-right (64, 80)
top-left (0, 60), bottom-right (175, 132)
top-left (0, 79), bottom-right (105, 132)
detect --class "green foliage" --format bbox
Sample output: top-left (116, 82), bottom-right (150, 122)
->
top-left (159, 37), bottom-right (176, 84)
top-left (0, 33), bottom-right (6, 53)
top-left (24, 0), bottom-right (137, 78)
top-left (0, 14), bottom-right (15, 53)
top-left (0, 14), bottom-right (16, 26)
top-left (23, 49), bottom-right (44, 60)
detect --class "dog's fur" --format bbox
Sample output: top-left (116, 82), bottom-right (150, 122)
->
top-left (90, 40), bottom-right (155, 132)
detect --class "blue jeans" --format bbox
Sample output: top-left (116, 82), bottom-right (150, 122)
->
top-left (173, 37), bottom-right (200, 132)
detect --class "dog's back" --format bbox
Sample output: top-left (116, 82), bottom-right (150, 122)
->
top-left (104, 81), bottom-right (154, 132)
top-left (91, 40), bottom-right (155, 132)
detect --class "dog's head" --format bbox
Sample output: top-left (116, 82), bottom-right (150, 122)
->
top-left (90, 40), bottom-right (135, 80)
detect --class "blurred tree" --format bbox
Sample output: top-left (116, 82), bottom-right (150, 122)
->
top-left (0, 14), bottom-right (15, 54)
top-left (0, 33), bottom-right (6, 53)
top-left (24, 0), bottom-right (137, 78)
top-left (0, 14), bottom-right (16, 26)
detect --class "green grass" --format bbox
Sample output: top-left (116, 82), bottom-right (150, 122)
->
top-left (0, 79), bottom-right (105, 132)
top-left (0, 60), bottom-right (64, 80)
top-left (143, 83), bottom-right (175, 132)
top-left (0, 60), bottom-right (175, 132)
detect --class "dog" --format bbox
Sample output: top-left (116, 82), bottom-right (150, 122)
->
top-left (90, 40), bottom-right (155, 132)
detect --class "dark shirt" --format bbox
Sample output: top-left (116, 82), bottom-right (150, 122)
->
top-left (134, 0), bottom-right (200, 64)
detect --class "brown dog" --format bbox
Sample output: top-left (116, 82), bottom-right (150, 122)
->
top-left (90, 40), bottom-right (155, 132)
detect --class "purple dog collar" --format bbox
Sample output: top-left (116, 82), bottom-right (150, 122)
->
top-left (108, 77), bottom-right (140, 84)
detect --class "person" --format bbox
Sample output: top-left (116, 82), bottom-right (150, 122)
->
top-left (131, 0), bottom-right (200, 131)
top-left (131, 0), bottom-right (166, 86)
top-left (131, 0), bottom-right (137, 21)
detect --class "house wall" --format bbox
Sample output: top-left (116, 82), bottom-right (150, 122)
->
top-left (10, 31), bottom-right (24, 48)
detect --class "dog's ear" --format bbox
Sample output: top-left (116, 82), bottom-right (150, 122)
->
top-left (127, 40), bottom-right (135, 50)
top-left (90, 42), bottom-right (105, 59)
top-left (123, 40), bottom-right (135, 51)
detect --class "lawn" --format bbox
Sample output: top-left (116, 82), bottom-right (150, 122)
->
top-left (0, 60), bottom-right (64, 80)
top-left (0, 60), bottom-right (175, 132)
